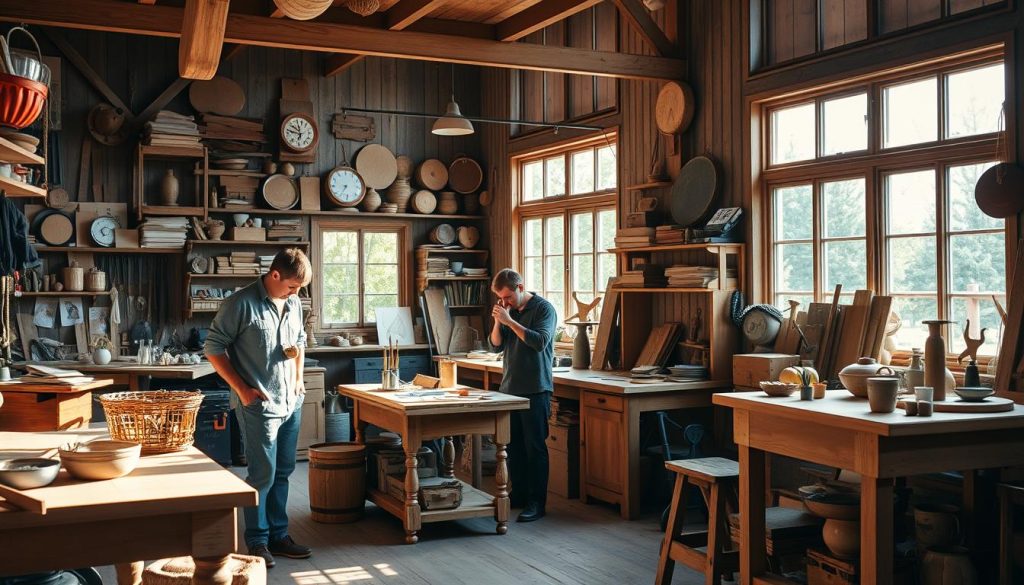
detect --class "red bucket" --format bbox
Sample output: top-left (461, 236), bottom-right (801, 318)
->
top-left (0, 72), bottom-right (47, 130)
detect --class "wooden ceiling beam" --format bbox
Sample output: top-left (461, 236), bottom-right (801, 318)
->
top-left (495, 0), bottom-right (603, 42)
top-left (324, 0), bottom-right (447, 77)
top-left (179, 0), bottom-right (231, 80)
top-left (1, 0), bottom-right (685, 80)
top-left (611, 0), bottom-right (676, 58)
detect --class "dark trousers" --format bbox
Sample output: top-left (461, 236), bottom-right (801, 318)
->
top-left (508, 391), bottom-right (551, 508)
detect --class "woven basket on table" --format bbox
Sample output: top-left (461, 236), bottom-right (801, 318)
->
top-left (99, 391), bottom-right (203, 454)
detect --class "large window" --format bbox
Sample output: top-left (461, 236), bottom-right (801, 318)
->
top-left (516, 136), bottom-right (618, 324)
top-left (313, 221), bottom-right (408, 330)
top-left (764, 53), bottom-right (1007, 355)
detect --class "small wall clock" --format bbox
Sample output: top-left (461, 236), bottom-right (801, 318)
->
top-left (280, 113), bottom-right (319, 153)
top-left (324, 165), bottom-right (366, 208)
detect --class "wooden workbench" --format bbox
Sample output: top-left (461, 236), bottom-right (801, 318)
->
top-left (0, 429), bottom-right (257, 583)
top-left (713, 390), bottom-right (1024, 585)
top-left (338, 383), bottom-right (529, 544)
top-left (0, 378), bottom-right (113, 431)
top-left (19, 360), bottom-right (216, 391)
top-left (448, 357), bottom-right (729, 519)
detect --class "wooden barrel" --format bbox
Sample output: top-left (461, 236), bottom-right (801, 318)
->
top-left (308, 442), bottom-right (366, 523)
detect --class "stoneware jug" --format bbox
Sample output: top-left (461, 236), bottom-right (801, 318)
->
top-left (867, 376), bottom-right (899, 413)
top-left (160, 169), bottom-right (179, 206)
top-left (921, 546), bottom-right (977, 585)
top-left (92, 347), bottom-right (111, 365)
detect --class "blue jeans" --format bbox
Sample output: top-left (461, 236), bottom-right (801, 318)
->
top-left (235, 400), bottom-right (302, 548)
top-left (508, 392), bottom-right (550, 507)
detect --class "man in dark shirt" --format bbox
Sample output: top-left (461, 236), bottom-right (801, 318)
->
top-left (489, 268), bottom-right (557, 522)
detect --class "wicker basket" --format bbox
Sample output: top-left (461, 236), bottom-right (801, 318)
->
top-left (99, 391), bottom-right (203, 454)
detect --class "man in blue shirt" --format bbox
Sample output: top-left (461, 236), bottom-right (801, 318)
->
top-left (490, 268), bottom-right (557, 522)
top-left (205, 249), bottom-right (312, 566)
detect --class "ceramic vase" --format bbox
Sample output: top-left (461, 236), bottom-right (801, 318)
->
top-left (921, 546), bottom-right (977, 585)
top-left (361, 188), bottom-right (382, 212)
top-left (923, 320), bottom-right (954, 401)
top-left (905, 348), bottom-right (925, 392)
top-left (206, 222), bottom-right (225, 240)
top-left (571, 323), bottom-right (591, 369)
top-left (438, 191), bottom-right (459, 215)
top-left (386, 178), bottom-right (413, 212)
top-left (160, 169), bottom-right (179, 206)
top-left (92, 348), bottom-right (111, 365)
top-left (822, 519), bottom-right (860, 559)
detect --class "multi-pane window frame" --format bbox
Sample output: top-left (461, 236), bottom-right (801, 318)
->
top-left (761, 49), bottom-right (1013, 358)
top-left (311, 219), bottom-right (410, 333)
top-left (519, 137), bottom-right (618, 203)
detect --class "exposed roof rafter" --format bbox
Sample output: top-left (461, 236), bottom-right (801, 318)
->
top-left (495, 0), bottom-right (603, 42)
top-left (324, 0), bottom-right (449, 77)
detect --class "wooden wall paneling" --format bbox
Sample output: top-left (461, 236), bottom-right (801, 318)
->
top-left (771, 0), bottom-right (796, 64)
top-left (544, 22), bottom-right (567, 124)
top-left (569, 10), bottom-right (597, 120)
top-left (595, 2), bottom-right (618, 112)
top-left (845, 0), bottom-right (868, 45)
top-left (794, 0), bottom-right (818, 60)
top-left (907, 0), bottom-right (943, 27)
top-left (823, 0), bottom-right (847, 50)
top-left (520, 32), bottom-right (546, 125)
top-left (880, 0), bottom-right (909, 33)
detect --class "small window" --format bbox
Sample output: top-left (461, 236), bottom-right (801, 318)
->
top-left (883, 77), bottom-right (939, 148)
top-left (520, 143), bottom-right (616, 203)
top-left (946, 63), bottom-right (1004, 139)
top-left (822, 93), bottom-right (868, 156)
top-left (771, 103), bottom-right (816, 164)
top-left (571, 150), bottom-right (596, 195)
top-left (523, 161), bottom-right (543, 201)
top-left (316, 222), bottom-right (406, 329)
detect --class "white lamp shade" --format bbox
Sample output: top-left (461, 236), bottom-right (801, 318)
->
top-left (432, 100), bottom-right (475, 136)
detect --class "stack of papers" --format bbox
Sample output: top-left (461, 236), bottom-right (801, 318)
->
top-left (665, 265), bottom-right (737, 289)
top-left (143, 111), bottom-right (201, 148)
top-left (140, 217), bottom-right (189, 248)
top-left (14, 365), bottom-right (96, 386)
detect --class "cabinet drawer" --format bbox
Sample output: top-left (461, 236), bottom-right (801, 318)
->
top-left (354, 370), bottom-right (379, 384)
top-left (304, 373), bottom-right (325, 391)
top-left (354, 357), bottom-right (383, 371)
top-left (582, 392), bottom-right (623, 412)
top-left (546, 424), bottom-right (578, 453)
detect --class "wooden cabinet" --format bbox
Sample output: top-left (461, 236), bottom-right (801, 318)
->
top-left (580, 393), bottom-right (625, 498)
top-left (546, 423), bottom-right (579, 499)
top-left (296, 367), bottom-right (326, 460)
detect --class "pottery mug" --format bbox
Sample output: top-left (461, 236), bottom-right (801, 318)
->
top-left (915, 503), bottom-right (961, 548)
top-left (867, 376), bottom-right (900, 413)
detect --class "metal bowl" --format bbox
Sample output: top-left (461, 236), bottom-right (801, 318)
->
top-left (8, 50), bottom-right (50, 86)
top-left (0, 457), bottom-right (61, 489)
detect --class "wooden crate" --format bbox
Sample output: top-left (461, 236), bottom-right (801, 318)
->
top-left (229, 227), bottom-right (266, 241)
top-left (806, 548), bottom-right (913, 585)
top-left (732, 353), bottom-right (801, 390)
top-left (0, 390), bottom-right (92, 431)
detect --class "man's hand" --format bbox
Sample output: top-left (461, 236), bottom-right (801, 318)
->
top-left (491, 303), bottom-right (513, 326)
top-left (238, 385), bottom-right (269, 406)
top-left (294, 379), bottom-right (306, 397)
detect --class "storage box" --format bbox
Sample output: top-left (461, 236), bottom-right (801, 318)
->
top-left (732, 353), bottom-right (801, 390)
top-left (114, 228), bottom-right (139, 248)
top-left (0, 390), bottom-right (92, 432)
top-left (229, 227), bottom-right (266, 241)
top-left (806, 548), bottom-right (913, 585)
top-left (418, 477), bottom-right (463, 510)
top-left (375, 447), bottom-right (436, 489)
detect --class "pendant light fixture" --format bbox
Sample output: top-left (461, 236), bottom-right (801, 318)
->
top-left (432, 64), bottom-right (474, 136)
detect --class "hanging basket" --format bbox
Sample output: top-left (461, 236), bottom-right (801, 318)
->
top-left (0, 72), bottom-right (46, 130)
top-left (346, 0), bottom-right (380, 17)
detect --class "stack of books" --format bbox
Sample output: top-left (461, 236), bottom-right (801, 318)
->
top-left (198, 114), bottom-right (266, 147)
top-left (228, 251), bottom-right (259, 274)
top-left (665, 265), bottom-right (738, 289)
top-left (616, 264), bottom-right (666, 288)
top-left (267, 219), bottom-right (303, 241)
top-left (16, 365), bottom-right (95, 386)
top-left (143, 111), bottom-right (201, 149)
top-left (443, 281), bottom-right (486, 306)
top-left (140, 216), bottom-right (189, 248)
top-left (423, 256), bottom-right (453, 278)
top-left (259, 255), bottom-right (274, 273)
top-left (614, 227), bottom-right (654, 248)
top-left (655, 225), bottom-right (686, 244)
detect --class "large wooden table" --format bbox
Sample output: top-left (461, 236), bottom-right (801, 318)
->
top-left (19, 360), bottom-right (217, 391)
top-left (448, 357), bottom-right (728, 519)
top-left (338, 383), bottom-right (529, 544)
top-left (0, 379), bottom-right (113, 431)
top-left (713, 390), bottom-right (1024, 585)
top-left (0, 429), bottom-right (256, 583)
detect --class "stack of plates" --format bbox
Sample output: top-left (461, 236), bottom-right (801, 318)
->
top-left (211, 157), bottom-right (248, 170)
top-left (379, 203), bottom-right (399, 214)
top-left (462, 267), bottom-right (488, 276)
top-left (667, 364), bottom-right (708, 381)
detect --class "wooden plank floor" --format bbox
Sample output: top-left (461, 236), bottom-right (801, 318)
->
top-left (96, 462), bottom-right (711, 584)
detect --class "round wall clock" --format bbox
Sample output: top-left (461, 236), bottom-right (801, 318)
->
top-left (89, 215), bottom-right (120, 247)
top-left (324, 165), bottom-right (366, 208)
top-left (280, 113), bottom-right (319, 153)
top-left (656, 80), bottom-right (695, 135)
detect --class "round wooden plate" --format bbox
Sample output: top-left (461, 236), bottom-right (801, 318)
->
top-left (974, 162), bottom-right (1024, 218)
top-left (670, 156), bottom-right (718, 227)
top-left (35, 209), bottom-right (74, 246)
top-left (457, 225), bottom-right (480, 248)
top-left (45, 186), bottom-right (69, 209)
top-left (411, 189), bottom-right (437, 214)
top-left (656, 81), bottom-right (696, 135)
top-left (355, 144), bottom-right (398, 190)
top-left (478, 190), bottom-right (492, 207)
top-left (189, 76), bottom-right (246, 116)
top-left (430, 223), bottom-right (456, 245)
top-left (415, 159), bottom-right (448, 191)
top-left (262, 174), bottom-right (299, 210)
top-left (448, 156), bottom-right (483, 194)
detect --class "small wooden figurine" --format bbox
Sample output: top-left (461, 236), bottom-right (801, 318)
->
top-left (957, 319), bottom-right (986, 364)
top-left (567, 292), bottom-right (602, 323)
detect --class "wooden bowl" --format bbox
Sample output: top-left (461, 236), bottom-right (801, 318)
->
top-left (803, 492), bottom-right (859, 520)
top-left (759, 381), bottom-right (798, 397)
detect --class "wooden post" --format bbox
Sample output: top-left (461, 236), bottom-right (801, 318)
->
top-left (738, 444), bottom-right (766, 585)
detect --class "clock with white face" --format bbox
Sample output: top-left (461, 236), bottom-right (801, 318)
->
top-left (280, 113), bottom-right (318, 153)
top-left (324, 165), bottom-right (365, 207)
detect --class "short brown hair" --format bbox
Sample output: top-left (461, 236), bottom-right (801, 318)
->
top-left (491, 268), bottom-right (523, 291)
top-left (269, 248), bottom-right (312, 286)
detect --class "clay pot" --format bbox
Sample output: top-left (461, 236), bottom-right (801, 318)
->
top-left (92, 348), bottom-right (111, 365)
top-left (361, 187), bottom-right (382, 212)
top-left (438, 191), bottom-right (459, 215)
top-left (206, 221), bottom-right (225, 240)
top-left (921, 546), bottom-right (977, 585)
top-left (867, 376), bottom-right (899, 413)
top-left (915, 504), bottom-right (961, 548)
top-left (385, 177), bottom-right (413, 212)
top-left (924, 320), bottom-right (954, 401)
top-left (838, 358), bottom-right (895, 398)
top-left (160, 169), bottom-right (179, 206)
top-left (822, 519), bottom-right (860, 559)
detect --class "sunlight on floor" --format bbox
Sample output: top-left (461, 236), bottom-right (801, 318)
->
top-left (291, 564), bottom-right (399, 584)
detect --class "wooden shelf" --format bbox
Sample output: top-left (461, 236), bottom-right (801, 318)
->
top-left (448, 304), bottom-right (486, 309)
top-left (187, 240), bottom-right (309, 247)
top-left (33, 246), bottom-right (184, 254)
top-left (200, 169), bottom-right (269, 177)
top-left (367, 479), bottom-right (496, 524)
top-left (0, 136), bottom-right (45, 165)
top-left (15, 291), bottom-right (111, 297)
top-left (427, 276), bottom-right (490, 281)
top-left (0, 175), bottom-right (46, 197)
top-left (611, 242), bottom-right (744, 254)
top-left (617, 287), bottom-right (732, 294)
top-left (417, 248), bottom-right (489, 255)
top-left (140, 145), bottom-right (205, 158)
top-left (306, 343), bottom-right (430, 354)
top-left (188, 273), bottom-right (260, 279)
top-left (625, 180), bottom-right (672, 191)
top-left (141, 205), bottom-right (205, 217)
top-left (207, 207), bottom-right (486, 221)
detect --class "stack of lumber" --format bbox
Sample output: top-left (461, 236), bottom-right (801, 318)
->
top-left (614, 227), bottom-right (654, 248)
top-left (633, 322), bottom-right (684, 368)
top-left (198, 114), bottom-right (266, 146)
top-left (143, 111), bottom-right (200, 148)
top-left (140, 216), bottom-right (189, 248)
top-left (616, 264), bottom-right (666, 288)
top-left (266, 218), bottom-right (303, 241)
top-left (655, 225), bottom-right (686, 244)
top-left (666, 265), bottom-right (737, 289)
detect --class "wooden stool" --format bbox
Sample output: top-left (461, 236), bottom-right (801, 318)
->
top-left (142, 555), bottom-right (266, 585)
top-left (656, 457), bottom-right (739, 585)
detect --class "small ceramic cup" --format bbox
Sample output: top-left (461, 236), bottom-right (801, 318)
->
top-left (812, 382), bottom-right (827, 399)
top-left (915, 386), bottom-right (935, 417)
top-left (904, 400), bottom-right (919, 416)
top-left (867, 376), bottom-right (900, 413)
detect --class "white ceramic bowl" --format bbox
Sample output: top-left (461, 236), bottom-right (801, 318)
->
top-left (232, 213), bottom-right (249, 227)
top-left (59, 440), bottom-right (141, 481)
top-left (0, 458), bottom-right (60, 489)
top-left (954, 387), bottom-right (995, 402)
